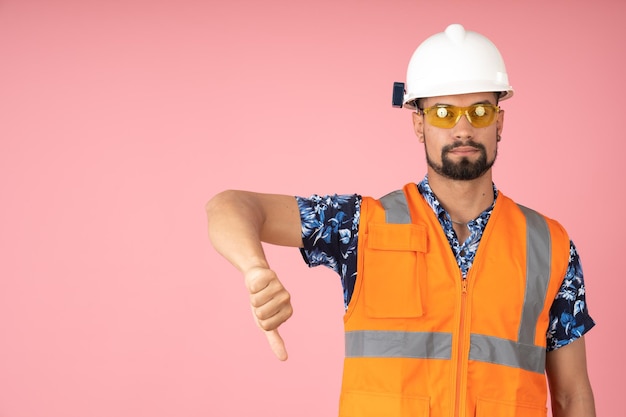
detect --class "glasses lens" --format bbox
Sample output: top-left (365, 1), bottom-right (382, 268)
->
top-left (423, 104), bottom-right (499, 128)
top-left (424, 106), bottom-right (458, 128)
top-left (467, 104), bottom-right (498, 128)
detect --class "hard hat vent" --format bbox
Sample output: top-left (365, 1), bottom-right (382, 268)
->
top-left (445, 24), bottom-right (466, 45)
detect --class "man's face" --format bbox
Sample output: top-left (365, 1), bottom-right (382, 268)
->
top-left (412, 92), bottom-right (504, 181)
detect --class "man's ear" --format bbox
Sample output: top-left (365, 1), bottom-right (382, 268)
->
top-left (496, 109), bottom-right (505, 138)
top-left (412, 112), bottom-right (425, 143)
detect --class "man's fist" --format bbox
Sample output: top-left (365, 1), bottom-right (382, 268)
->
top-left (245, 267), bottom-right (293, 360)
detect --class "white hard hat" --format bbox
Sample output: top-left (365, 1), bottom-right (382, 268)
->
top-left (401, 24), bottom-right (514, 109)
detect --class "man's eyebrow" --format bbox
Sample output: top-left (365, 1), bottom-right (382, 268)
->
top-left (429, 100), bottom-right (494, 107)
top-left (472, 100), bottom-right (495, 105)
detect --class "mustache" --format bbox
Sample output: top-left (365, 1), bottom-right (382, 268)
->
top-left (442, 140), bottom-right (486, 153)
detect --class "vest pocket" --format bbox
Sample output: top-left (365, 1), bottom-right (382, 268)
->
top-left (340, 391), bottom-right (430, 417)
top-left (364, 223), bottom-right (427, 318)
top-left (476, 397), bottom-right (547, 417)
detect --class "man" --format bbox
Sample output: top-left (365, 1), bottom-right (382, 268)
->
top-left (206, 24), bottom-right (595, 417)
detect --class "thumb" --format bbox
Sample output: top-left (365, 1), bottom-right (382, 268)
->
top-left (265, 329), bottom-right (288, 361)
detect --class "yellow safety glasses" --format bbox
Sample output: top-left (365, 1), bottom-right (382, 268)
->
top-left (420, 103), bottom-right (500, 129)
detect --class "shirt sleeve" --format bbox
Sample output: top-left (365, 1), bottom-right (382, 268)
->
top-left (546, 240), bottom-right (596, 351)
top-left (295, 194), bottom-right (361, 309)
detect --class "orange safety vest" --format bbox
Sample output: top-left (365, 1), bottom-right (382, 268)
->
top-left (339, 183), bottom-right (570, 417)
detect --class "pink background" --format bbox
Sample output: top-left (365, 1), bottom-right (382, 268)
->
top-left (0, 0), bottom-right (623, 416)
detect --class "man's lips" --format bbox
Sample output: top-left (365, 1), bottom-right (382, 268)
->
top-left (447, 146), bottom-right (480, 155)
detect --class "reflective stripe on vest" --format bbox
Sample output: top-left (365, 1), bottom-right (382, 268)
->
top-left (380, 189), bottom-right (412, 224)
top-left (345, 193), bottom-right (551, 374)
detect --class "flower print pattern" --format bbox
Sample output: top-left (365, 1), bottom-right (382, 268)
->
top-left (547, 243), bottom-right (595, 350)
top-left (296, 194), bottom-right (360, 307)
top-left (418, 178), bottom-right (495, 278)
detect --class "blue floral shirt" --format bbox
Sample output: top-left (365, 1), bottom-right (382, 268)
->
top-left (296, 176), bottom-right (595, 351)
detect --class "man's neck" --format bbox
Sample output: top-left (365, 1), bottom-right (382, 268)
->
top-left (426, 170), bottom-right (495, 224)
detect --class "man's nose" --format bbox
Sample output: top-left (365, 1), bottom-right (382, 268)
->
top-left (452, 112), bottom-right (475, 140)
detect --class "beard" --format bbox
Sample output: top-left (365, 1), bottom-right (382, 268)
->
top-left (426, 139), bottom-right (497, 181)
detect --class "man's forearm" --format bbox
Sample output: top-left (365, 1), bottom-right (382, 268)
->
top-left (206, 190), bottom-right (270, 273)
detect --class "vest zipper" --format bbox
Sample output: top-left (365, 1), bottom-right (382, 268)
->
top-left (454, 276), bottom-right (469, 417)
